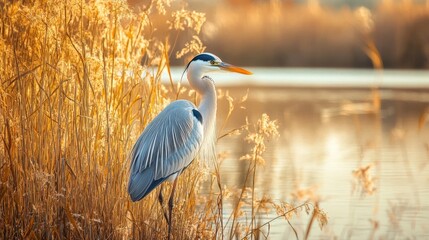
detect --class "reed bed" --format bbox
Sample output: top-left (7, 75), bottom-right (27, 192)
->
top-left (0, 0), bottom-right (326, 239)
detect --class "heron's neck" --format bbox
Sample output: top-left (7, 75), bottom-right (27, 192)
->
top-left (187, 69), bottom-right (217, 135)
top-left (198, 80), bottom-right (217, 133)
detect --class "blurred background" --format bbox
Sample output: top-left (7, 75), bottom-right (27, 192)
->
top-left (128, 0), bottom-right (429, 68)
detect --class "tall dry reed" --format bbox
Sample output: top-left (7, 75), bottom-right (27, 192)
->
top-left (0, 0), bottom-right (205, 238)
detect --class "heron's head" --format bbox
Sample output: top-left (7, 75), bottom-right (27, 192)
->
top-left (185, 53), bottom-right (252, 76)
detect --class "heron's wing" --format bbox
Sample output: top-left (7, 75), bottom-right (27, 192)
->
top-left (128, 100), bottom-right (203, 201)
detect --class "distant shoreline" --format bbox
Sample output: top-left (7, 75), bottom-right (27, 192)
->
top-left (159, 67), bottom-right (429, 89)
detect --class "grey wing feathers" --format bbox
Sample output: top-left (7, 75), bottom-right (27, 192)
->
top-left (128, 100), bottom-right (203, 201)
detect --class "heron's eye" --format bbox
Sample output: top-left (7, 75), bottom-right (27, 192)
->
top-left (210, 60), bottom-right (216, 65)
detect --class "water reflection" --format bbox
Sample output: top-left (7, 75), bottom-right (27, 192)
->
top-left (215, 86), bottom-right (429, 239)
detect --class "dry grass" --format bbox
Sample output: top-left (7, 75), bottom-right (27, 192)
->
top-left (0, 0), bottom-right (201, 238)
top-left (0, 0), bottom-right (326, 239)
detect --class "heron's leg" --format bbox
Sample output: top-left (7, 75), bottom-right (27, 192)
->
top-left (167, 177), bottom-right (179, 240)
top-left (158, 185), bottom-right (170, 225)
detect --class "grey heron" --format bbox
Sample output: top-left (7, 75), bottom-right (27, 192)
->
top-left (128, 52), bottom-right (252, 237)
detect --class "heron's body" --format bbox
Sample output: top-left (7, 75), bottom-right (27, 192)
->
top-left (127, 53), bottom-right (251, 237)
top-left (128, 100), bottom-right (204, 201)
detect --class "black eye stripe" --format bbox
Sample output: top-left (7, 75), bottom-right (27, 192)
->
top-left (192, 109), bottom-right (203, 124)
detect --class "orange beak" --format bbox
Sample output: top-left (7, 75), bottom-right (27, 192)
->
top-left (219, 62), bottom-right (252, 75)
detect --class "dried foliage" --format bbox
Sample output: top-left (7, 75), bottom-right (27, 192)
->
top-left (0, 0), bottom-right (205, 238)
top-left (352, 164), bottom-right (377, 196)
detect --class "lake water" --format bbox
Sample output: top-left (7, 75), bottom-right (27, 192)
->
top-left (165, 68), bottom-right (429, 239)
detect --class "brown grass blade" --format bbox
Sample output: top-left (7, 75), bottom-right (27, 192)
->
top-left (418, 109), bottom-right (429, 130)
top-left (65, 204), bottom-right (83, 239)
top-left (22, 217), bottom-right (34, 239)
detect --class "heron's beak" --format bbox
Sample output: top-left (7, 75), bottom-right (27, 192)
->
top-left (219, 62), bottom-right (252, 75)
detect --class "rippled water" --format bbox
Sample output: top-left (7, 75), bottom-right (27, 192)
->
top-left (213, 85), bottom-right (429, 239)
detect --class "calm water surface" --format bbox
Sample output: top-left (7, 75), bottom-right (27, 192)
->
top-left (204, 70), bottom-right (429, 239)
top-left (163, 68), bottom-right (429, 239)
